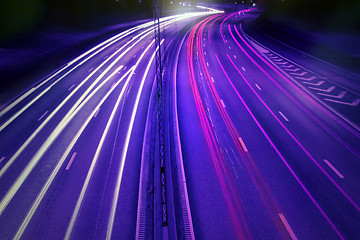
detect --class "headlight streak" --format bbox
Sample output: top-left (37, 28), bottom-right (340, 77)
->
top-left (105, 38), bottom-right (162, 240)
top-left (0, 61), bottom-right (126, 215)
top-left (64, 38), bottom-right (156, 240)
top-left (0, 21), bottom-right (153, 119)
top-left (56, 12), bottom-right (214, 240)
top-left (229, 23), bottom-right (360, 213)
top-left (0, 16), bottom-right (184, 181)
top-left (196, 5), bottom-right (224, 14)
top-left (0, 20), bottom-right (160, 133)
top-left (12, 66), bottom-right (134, 240)
top-left (0, 17), bottom-right (179, 216)
top-left (0, 11), bottom-right (210, 127)
top-left (187, 17), bottom-right (251, 239)
top-left (0, 11), bottom-right (210, 131)
top-left (0, 9), bottom-right (218, 239)
top-left (0, 23), bottom-right (157, 181)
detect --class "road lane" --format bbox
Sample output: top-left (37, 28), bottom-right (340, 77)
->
top-left (0, 5), bottom-right (359, 240)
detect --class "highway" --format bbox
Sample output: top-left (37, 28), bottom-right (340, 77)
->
top-left (1, 3), bottom-right (360, 240)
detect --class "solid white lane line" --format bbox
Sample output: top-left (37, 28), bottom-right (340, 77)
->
top-left (37, 111), bottom-right (49, 122)
top-left (278, 111), bottom-right (289, 122)
top-left (238, 137), bottom-right (248, 152)
top-left (324, 160), bottom-right (344, 179)
top-left (0, 157), bottom-right (5, 164)
top-left (279, 213), bottom-right (298, 240)
top-left (106, 40), bottom-right (159, 240)
top-left (255, 84), bottom-right (261, 91)
top-left (68, 84), bottom-right (75, 91)
top-left (65, 152), bottom-right (77, 170)
top-left (93, 108), bottom-right (100, 118)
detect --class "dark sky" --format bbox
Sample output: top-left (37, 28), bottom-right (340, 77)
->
top-left (259, 0), bottom-right (360, 30)
top-left (0, 0), bottom-right (152, 40)
top-left (1, 0), bottom-right (358, 41)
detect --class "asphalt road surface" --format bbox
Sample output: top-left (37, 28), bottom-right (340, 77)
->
top-left (0, 4), bottom-right (359, 240)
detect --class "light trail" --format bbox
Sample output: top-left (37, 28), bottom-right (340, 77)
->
top-left (0, 19), bottom-right (162, 133)
top-left (196, 5), bottom-right (224, 13)
top-left (0, 20), bottom-right (154, 119)
top-left (0, 8), bottom-right (225, 239)
top-left (65, 38), bottom-right (156, 240)
top-left (229, 23), bottom-right (360, 212)
top-left (187, 17), bottom-right (251, 239)
top-left (237, 24), bottom-right (360, 143)
top-left (12, 67), bottom-right (134, 240)
top-left (105, 39), bottom-right (161, 240)
top-left (198, 16), bottom-right (291, 239)
top-left (222, 23), bottom-right (348, 238)
top-left (215, 46), bottom-right (344, 239)
top-left (0, 21), bottom-right (165, 215)
top-left (0, 11), bottom-right (212, 132)
top-left (0, 16), bottom-right (182, 182)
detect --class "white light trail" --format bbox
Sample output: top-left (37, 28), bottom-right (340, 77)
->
top-left (1, 11), bottom-right (216, 238)
top-left (64, 39), bottom-right (156, 240)
top-left (0, 19), bottom-right (172, 178)
top-left (12, 67), bottom-right (134, 240)
top-left (0, 21), bottom-right (153, 119)
top-left (106, 39), bottom-right (162, 240)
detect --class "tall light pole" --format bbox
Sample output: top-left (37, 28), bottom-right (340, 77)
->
top-left (153, 0), bottom-right (168, 228)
